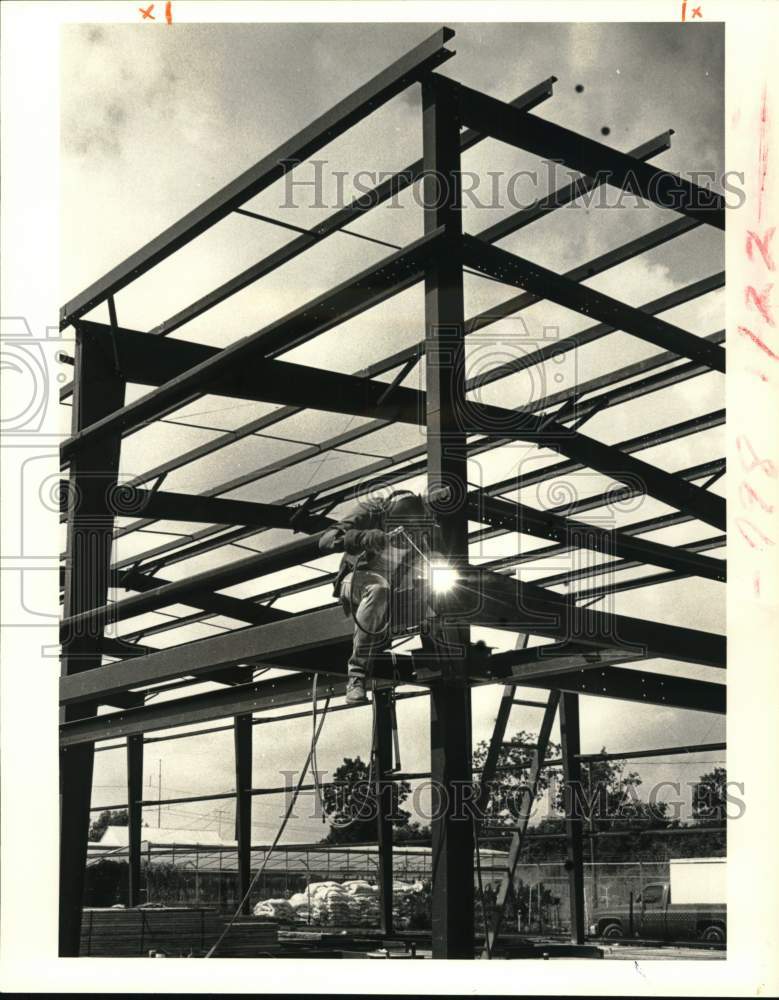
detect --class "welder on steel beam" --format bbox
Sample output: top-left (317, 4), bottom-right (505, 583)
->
top-left (318, 489), bottom-right (455, 704)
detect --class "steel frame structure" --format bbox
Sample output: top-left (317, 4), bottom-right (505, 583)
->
top-left (59, 26), bottom-right (726, 959)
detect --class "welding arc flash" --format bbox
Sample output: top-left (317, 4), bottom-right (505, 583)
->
top-left (430, 562), bottom-right (459, 593)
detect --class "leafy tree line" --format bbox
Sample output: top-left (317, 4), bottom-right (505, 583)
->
top-left (318, 736), bottom-right (728, 863)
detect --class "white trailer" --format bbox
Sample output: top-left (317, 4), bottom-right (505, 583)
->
top-left (669, 857), bottom-right (726, 905)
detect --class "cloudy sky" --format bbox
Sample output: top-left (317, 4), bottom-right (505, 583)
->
top-left (61, 21), bottom-right (726, 844)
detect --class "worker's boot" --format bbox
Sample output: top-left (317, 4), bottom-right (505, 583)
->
top-left (345, 674), bottom-right (368, 704)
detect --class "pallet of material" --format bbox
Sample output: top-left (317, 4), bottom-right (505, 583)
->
top-left (79, 908), bottom-right (278, 957)
top-left (211, 917), bottom-right (280, 957)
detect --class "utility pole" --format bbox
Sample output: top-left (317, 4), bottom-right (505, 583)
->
top-left (157, 759), bottom-right (162, 828)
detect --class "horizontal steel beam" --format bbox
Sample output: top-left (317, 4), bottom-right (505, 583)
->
top-left (60, 657), bottom-right (724, 747)
top-left (60, 671), bottom-right (352, 746)
top-left (492, 408), bottom-right (724, 499)
top-left (61, 606), bottom-right (358, 705)
top-left (519, 666), bottom-right (726, 715)
top-left (60, 26), bottom-right (456, 328)
top-left (103, 327), bottom-right (724, 586)
top-left (116, 568), bottom-right (291, 627)
top-left (578, 742), bottom-right (726, 762)
top-left (538, 533), bottom-right (726, 590)
top-left (60, 379), bottom-right (726, 637)
top-left (62, 559), bottom-right (725, 706)
top-left (60, 226), bottom-right (446, 463)
top-left (152, 75), bottom-right (557, 338)
top-left (470, 494), bottom-right (725, 582)
top-left (442, 75), bottom-right (726, 228)
top-left (69, 482), bottom-right (333, 533)
top-left (444, 570), bottom-right (725, 668)
top-left (466, 270), bottom-right (723, 386)
top-left (483, 642), bottom-right (647, 680)
top-left (462, 235), bottom-right (726, 373)
top-left (72, 260), bottom-right (718, 566)
top-left (475, 132), bottom-right (680, 246)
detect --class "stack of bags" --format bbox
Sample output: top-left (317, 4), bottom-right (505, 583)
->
top-left (288, 890), bottom-right (313, 924)
top-left (342, 880), bottom-right (380, 926)
top-left (252, 898), bottom-right (295, 923)
top-left (306, 882), bottom-right (351, 926)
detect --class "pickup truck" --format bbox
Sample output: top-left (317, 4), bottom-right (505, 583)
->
top-left (589, 881), bottom-right (726, 943)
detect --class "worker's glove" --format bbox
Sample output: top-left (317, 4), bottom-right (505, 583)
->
top-left (360, 529), bottom-right (387, 553)
top-left (342, 528), bottom-right (386, 555)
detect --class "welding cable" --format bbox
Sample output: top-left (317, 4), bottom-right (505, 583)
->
top-left (311, 673), bottom-right (327, 823)
top-left (204, 695), bottom-right (331, 958)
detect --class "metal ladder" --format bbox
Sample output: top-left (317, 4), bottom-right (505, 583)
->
top-left (474, 659), bottom-right (561, 959)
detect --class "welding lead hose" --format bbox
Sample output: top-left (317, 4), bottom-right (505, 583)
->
top-left (312, 673), bottom-right (327, 823)
top-left (204, 696), bottom-right (331, 958)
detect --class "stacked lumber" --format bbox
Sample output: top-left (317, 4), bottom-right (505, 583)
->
top-left (79, 907), bottom-right (220, 957)
top-left (79, 907), bottom-right (279, 957)
top-left (210, 917), bottom-right (280, 957)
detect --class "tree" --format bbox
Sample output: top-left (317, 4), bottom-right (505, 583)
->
top-left (319, 755), bottom-right (413, 845)
top-left (89, 808), bottom-right (131, 842)
top-left (692, 766), bottom-right (728, 823)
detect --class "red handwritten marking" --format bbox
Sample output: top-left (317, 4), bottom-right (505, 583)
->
top-left (738, 324), bottom-right (779, 360)
top-left (681, 1), bottom-right (687, 21)
top-left (692, 5), bottom-right (703, 17)
top-left (758, 84), bottom-right (769, 221)
top-left (165, 1), bottom-right (172, 23)
top-left (737, 434), bottom-right (777, 477)
top-left (739, 481), bottom-right (775, 513)
top-left (737, 92), bottom-right (777, 601)
top-left (139, 3), bottom-right (155, 19)
top-left (744, 285), bottom-right (775, 326)
top-left (736, 517), bottom-right (776, 550)
top-left (746, 227), bottom-right (776, 270)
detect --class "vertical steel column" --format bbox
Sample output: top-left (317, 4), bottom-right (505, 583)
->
top-left (60, 324), bottom-right (125, 955)
top-left (233, 713), bottom-right (253, 913)
top-left (560, 692), bottom-right (586, 943)
top-left (127, 734), bottom-right (143, 906)
top-left (374, 688), bottom-right (394, 935)
top-left (422, 75), bottom-right (474, 960)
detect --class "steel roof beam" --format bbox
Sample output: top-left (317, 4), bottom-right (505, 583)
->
top-left (116, 567), bottom-right (291, 627)
top-left (60, 225), bottom-right (446, 463)
top-left (74, 484), bottom-right (333, 533)
top-left (60, 26), bottom-right (456, 328)
top-left (538, 534), bottom-right (725, 590)
top-left (60, 375), bottom-right (725, 636)
top-left (519, 666), bottom-right (725, 715)
top-left (462, 234), bottom-right (726, 372)
top-left (151, 75), bottom-right (558, 339)
top-left (59, 648), bottom-right (725, 748)
top-left (441, 75), bottom-right (726, 229)
top-left (61, 559), bottom-right (725, 707)
top-left (444, 569), bottom-right (725, 668)
top-left (470, 494), bottom-right (725, 582)
top-left (116, 471), bottom-right (724, 647)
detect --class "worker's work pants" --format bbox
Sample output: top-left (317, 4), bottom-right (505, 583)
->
top-left (340, 571), bottom-right (390, 679)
